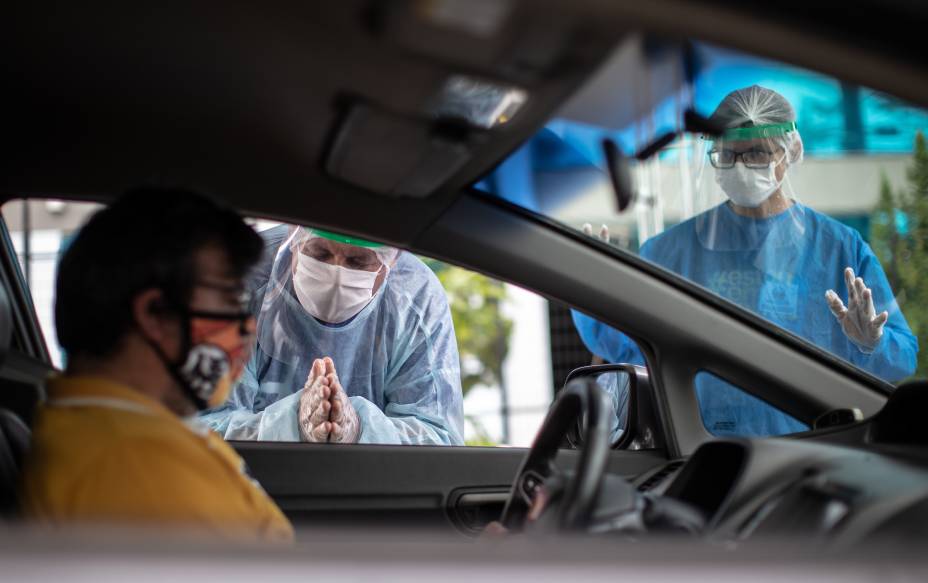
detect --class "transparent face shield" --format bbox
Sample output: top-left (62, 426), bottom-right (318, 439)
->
top-left (257, 226), bottom-right (400, 366)
top-left (688, 122), bottom-right (806, 253)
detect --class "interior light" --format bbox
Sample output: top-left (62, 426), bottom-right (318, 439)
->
top-left (431, 75), bottom-right (527, 129)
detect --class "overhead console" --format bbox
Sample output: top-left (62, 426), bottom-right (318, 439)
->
top-left (323, 0), bottom-right (612, 198)
top-left (322, 0), bottom-right (689, 199)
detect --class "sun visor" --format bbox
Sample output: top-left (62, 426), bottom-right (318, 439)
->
top-left (556, 35), bottom-right (686, 131)
top-left (324, 103), bottom-right (479, 198)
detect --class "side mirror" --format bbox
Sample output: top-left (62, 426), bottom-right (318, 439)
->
top-left (564, 364), bottom-right (664, 450)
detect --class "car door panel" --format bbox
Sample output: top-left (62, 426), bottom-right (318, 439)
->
top-left (235, 442), bottom-right (668, 532)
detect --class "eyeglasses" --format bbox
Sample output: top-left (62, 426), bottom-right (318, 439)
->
top-left (190, 281), bottom-right (255, 335)
top-left (195, 280), bottom-right (253, 312)
top-left (186, 309), bottom-right (256, 336)
top-left (709, 148), bottom-right (783, 169)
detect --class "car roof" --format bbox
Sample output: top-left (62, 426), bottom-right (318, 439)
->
top-left (3, 0), bottom-right (928, 250)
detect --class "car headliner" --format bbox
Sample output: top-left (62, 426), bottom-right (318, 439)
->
top-left (3, 0), bottom-right (928, 244)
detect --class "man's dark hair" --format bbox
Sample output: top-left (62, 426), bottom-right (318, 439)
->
top-left (55, 187), bottom-right (264, 358)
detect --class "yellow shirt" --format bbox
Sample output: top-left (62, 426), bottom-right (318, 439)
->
top-left (21, 375), bottom-right (293, 543)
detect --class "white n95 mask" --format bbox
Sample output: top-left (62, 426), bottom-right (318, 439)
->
top-left (715, 159), bottom-right (784, 208)
top-left (293, 254), bottom-right (386, 323)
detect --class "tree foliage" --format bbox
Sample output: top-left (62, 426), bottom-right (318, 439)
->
top-left (871, 131), bottom-right (928, 377)
top-left (421, 258), bottom-right (513, 446)
top-left (420, 258), bottom-right (513, 396)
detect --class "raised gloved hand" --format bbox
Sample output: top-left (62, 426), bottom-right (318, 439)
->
top-left (825, 267), bottom-right (889, 353)
top-left (582, 223), bottom-right (610, 244)
top-left (298, 357), bottom-right (360, 443)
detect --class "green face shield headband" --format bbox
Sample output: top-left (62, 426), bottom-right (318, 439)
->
top-left (306, 228), bottom-right (384, 248)
top-left (707, 121), bottom-right (798, 142)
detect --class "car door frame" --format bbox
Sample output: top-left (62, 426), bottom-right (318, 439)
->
top-left (0, 207), bottom-right (54, 423)
top-left (411, 192), bottom-right (888, 457)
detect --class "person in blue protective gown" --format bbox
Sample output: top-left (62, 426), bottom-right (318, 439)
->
top-left (595, 370), bottom-right (630, 444)
top-left (199, 225), bottom-right (465, 445)
top-left (572, 85), bottom-right (918, 437)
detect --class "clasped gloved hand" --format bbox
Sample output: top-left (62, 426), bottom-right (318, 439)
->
top-left (826, 267), bottom-right (889, 353)
top-left (298, 357), bottom-right (360, 443)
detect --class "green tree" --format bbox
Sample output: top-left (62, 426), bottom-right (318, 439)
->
top-left (420, 258), bottom-right (513, 444)
top-left (871, 131), bottom-right (928, 377)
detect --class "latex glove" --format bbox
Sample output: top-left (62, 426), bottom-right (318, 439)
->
top-left (298, 358), bottom-right (332, 442)
top-left (321, 357), bottom-right (360, 444)
top-left (825, 267), bottom-right (889, 353)
top-left (582, 223), bottom-right (610, 243)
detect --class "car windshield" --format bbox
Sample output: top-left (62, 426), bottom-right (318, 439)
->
top-left (477, 39), bottom-right (928, 389)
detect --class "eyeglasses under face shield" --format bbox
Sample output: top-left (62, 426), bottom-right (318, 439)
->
top-left (706, 122), bottom-right (797, 169)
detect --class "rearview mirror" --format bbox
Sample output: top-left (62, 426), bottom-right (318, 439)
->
top-left (564, 364), bottom-right (663, 450)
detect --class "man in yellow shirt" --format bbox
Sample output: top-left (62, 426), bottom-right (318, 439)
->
top-left (21, 188), bottom-right (293, 542)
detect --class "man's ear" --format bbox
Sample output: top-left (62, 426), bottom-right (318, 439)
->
top-left (132, 288), bottom-right (172, 344)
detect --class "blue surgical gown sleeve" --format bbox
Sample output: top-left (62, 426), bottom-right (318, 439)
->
top-left (198, 348), bottom-right (306, 441)
top-left (595, 371), bottom-right (630, 443)
top-left (197, 352), bottom-right (265, 440)
top-left (569, 240), bottom-right (662, 365)
top-left (351, 287), bottom-right (464, 445)
top-left (198, 225), bottom-right (304, 441)
top-left (571, 310), bottom-right (645, 365)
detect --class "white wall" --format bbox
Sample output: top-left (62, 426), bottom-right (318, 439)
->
top-left (553, 154), bottom-right (911, 233)
top-left (501, 284), bottom-right (553, 446)
top-left (461, 284), bottom-right (553, 446)
top-left (10, 229), bottom-right (63, 368)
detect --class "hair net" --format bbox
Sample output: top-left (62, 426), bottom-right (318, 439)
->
top-left (199, 225), bottom-right (465, 445)
top-left (708, 85), bottom-right (804, 164)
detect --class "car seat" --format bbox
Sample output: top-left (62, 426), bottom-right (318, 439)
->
top-left (0, 283), bottom-right (32, 517)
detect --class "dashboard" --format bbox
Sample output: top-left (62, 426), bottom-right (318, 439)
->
top-left (621, 384), bottom-right (928, 545)
top-left (633, 435), bottom-right (928, 546)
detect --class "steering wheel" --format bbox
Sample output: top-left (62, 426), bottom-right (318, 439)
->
top-left (499, 377), bottom-right (611, 532)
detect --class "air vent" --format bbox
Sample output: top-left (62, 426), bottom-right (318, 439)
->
top-left (637, 461), bottom-right (685, 492)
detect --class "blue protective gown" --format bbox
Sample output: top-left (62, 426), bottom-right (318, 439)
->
top-left (200, 226), bottom-right (465, 445)
top-left (573, 202), bottom-right (918, 437)
top-left (595, 371), bottom-right (629, 444)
